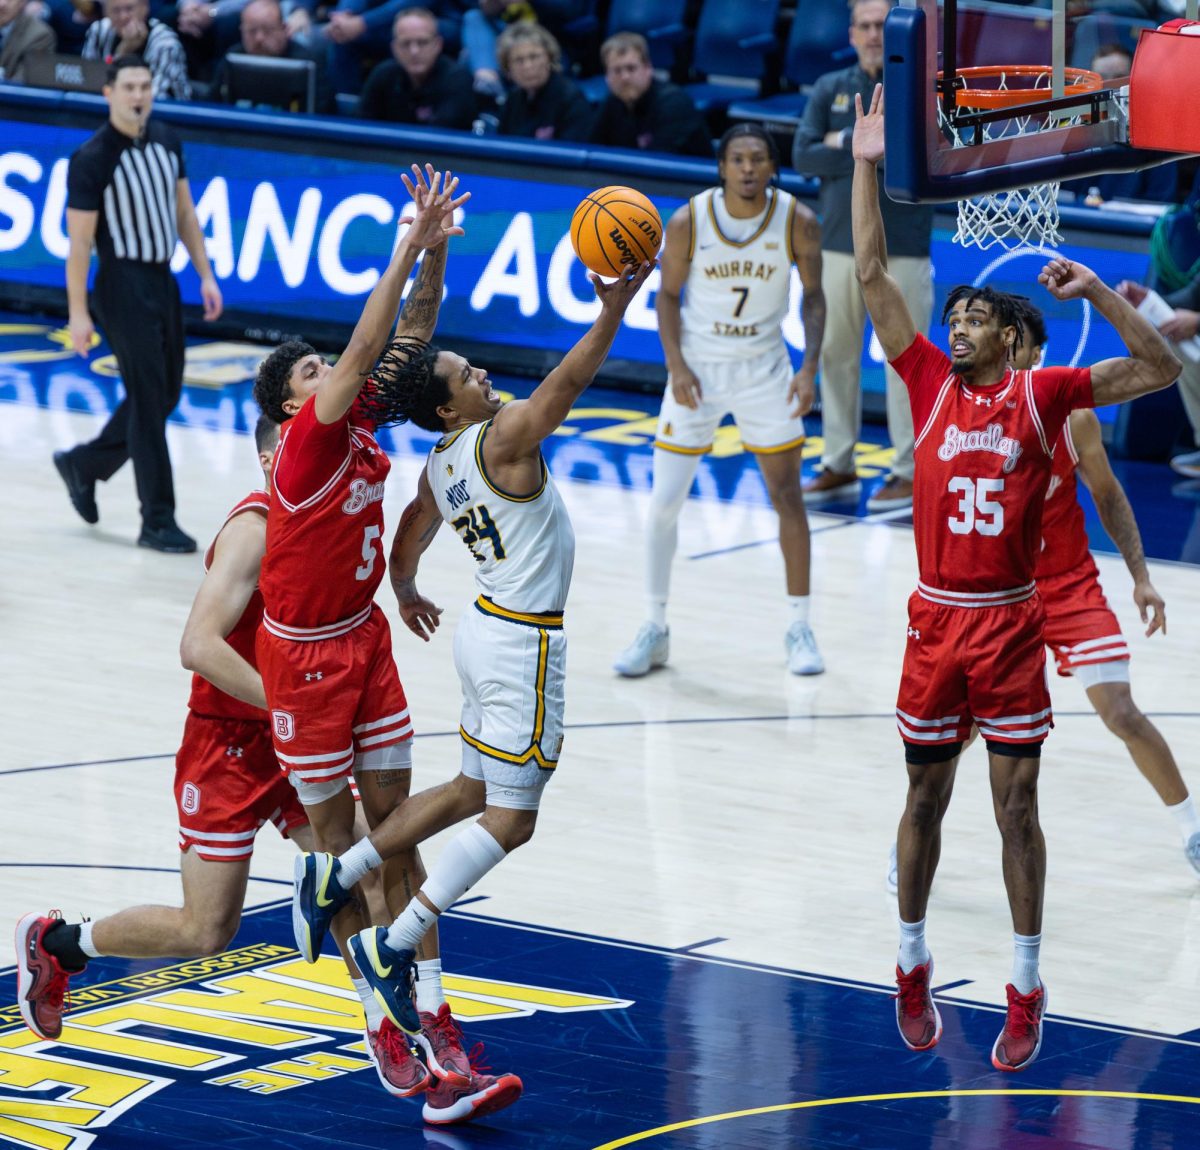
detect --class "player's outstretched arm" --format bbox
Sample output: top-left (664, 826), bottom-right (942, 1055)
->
top-left (179, 512), bottom-right (268, 708)
top-left (851, 84), bottom-right (916, 361)
top-left (393, 184), bottom-right (459, 342)
top-left (388, 470), bottom-right (444, 641)
top-left (316, 165), bottom-right (469, 426)
top-left (1040, 257), bottom-right (1181, 406)
top-left (489, 261), bottom-right (655, 460)
top-left (1070, 409), bottom-right (1165, 637)
top-left (656, 206), bottom-right (702, 410)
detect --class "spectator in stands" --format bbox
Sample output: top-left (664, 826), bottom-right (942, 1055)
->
top-left (589, 31), bottom-right (710, 158)
top-left (0, 0), bottom-right (57, 83)
top-left (39, 0), bottom-right (95, 55)
top-left (496, 21), bottom-right (592, 141)
top-left (322, 0), bottom-right (466, 97)
top-left (792, 0), bottom-right (933, 512)
top-left (460, 0), bottom-right (582, 100)
top-left (209, 0), bottom-right (334, 111)
top-left (83, 0), bottom-right (192, 100)
top-left (1064, 44), bottom-right (1178, 204)
top-left (358, 5), bottom-right (475, 126)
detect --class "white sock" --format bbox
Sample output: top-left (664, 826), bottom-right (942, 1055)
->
top-left (788, 595), bottom-right (810, 626)
top-left (646, 448), bottom-right (700, 620)
top-left (78, 921), bottom-right (100, 959)
top-left (337, 837), bottom-right (383, 889)
top-left (1167, 795), bottom-right (1200, 844)
top-left (415, 958), bottom-right (445, 1014)
top-left (385, 825), bottom-right (507, 952)
top-left (897, 918), bottom-right (930, 973)
top-left (353, 975), bottom-right (386, 1031)
top-left (1012, 932), bottom-right (1042, 995)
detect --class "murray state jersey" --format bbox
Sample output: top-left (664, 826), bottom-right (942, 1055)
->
top-left (187, 491), bottom-right (269, 722)
top-left (680, 186), bottom-right (796, 363)
top-left (259, 398), bottom-right (390, 638)
top-left (1036, 418), bottom-right (1096, 582)
top-left (427, 421), bottom-right (575, 613)
top-left (893, 334), bottom-right (1093, 603)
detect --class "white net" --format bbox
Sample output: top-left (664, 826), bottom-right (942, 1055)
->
top-left (937, 70), bottom-right (1091, 251)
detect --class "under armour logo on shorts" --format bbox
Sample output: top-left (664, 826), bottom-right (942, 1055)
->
top-left (907, 627), bottom-right (921, 641)
top-left (273, 710), bottom-right (296, 742)
top-left (305, 672), bottom-right (324, 681)
top-left (225, 745), bottom-right (244, 758)
top-left (181, 782), bottom-right (201, 815)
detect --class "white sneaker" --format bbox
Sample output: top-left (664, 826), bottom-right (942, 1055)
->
top-left (1185, 831), bottom-right (1200, 877)
top-left (1170, 449), bottom-right (1200, 479)
top-left (785, 621), bottom-right (824, 675)
top-left (613, 622), bottom-right (669, 677)
top-left (887, 842), bottom-right (898, 895)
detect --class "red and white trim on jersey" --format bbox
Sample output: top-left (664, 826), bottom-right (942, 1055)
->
top-left (975, 706), bottom-right (1053, 743)
top-left (353, 709), bottom-right (413, 750)
top-left (912, 376), bottom-right (957, 451)
top-left (1021, 370), bottom-right (1052, 456)
top-left (178, 825), bottom-right (259, 860)
top-left (262, 603), bottom-right (373, 641)
top-left (916, 580), bottom-right (1036, 608)
top-left (896, 707), bottom-right (965, 743)
top-left (1054, 634), bottom-right (1130, 670)
top-left (275, 743), bottom-right (355, 783)
top-left (272, 434), bottom-right (353, 515)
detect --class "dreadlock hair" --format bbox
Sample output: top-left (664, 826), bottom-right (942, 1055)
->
top-left (717, 122), bottom-right (780, 171)
top-left (940, 284), bottom-right (1026, 351)
top-left (254, 413), bottom-right (279, 454)
top-left (254, 340), bottom-right (315, 424)
top-left (359, 336), bottom-right (450, 432)
top-left (1008, 294), bottom-right (1047, 352)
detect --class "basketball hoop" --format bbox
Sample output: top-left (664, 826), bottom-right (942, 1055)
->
top-left (937, 65), bottom-right (1104, 250)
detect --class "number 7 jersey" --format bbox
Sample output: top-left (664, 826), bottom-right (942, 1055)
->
top-left (428, 420), bottom-right (576, 614)
top-left (892, 334), bottom-right (1094, 604)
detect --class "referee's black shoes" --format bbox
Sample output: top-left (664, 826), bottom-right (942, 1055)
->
top-left (52, 450), bottom-right (98, 525)
top-left (138, 522), bottom-right (198, 553)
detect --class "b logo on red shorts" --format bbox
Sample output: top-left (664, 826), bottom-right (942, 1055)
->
top-left (272, 710), bottom-right (296, 742)
top-left (181, 782), bottom-right (201, 815)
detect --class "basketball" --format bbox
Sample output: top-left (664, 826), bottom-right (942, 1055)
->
top-left (570, 186), bottom-right (663, 278)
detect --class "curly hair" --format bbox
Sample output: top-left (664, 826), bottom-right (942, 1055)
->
top-left (940, 285), bottom-right (1026, 349)
top-left (359, 336), bottom-right (450, 432)
top-left (253, 340), bottom-right (314, 424)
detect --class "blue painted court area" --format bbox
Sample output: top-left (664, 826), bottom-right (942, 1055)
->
top-left (2, 314), bottom-right (1198, 568)
top-left (2, 901), bottom-right (1198, 1149)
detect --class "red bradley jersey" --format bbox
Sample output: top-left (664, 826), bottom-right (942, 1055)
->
top-left (259, 396), bottom-right (390, 639)
top-left (187, 491), bottom-right (270, 722)
top-left (892, 334), bottom-right (1093, 604)
top-left (1036, 418), bottom-right (1097, 582)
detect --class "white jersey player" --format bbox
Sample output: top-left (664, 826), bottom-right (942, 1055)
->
top-left (613, 124), bottom-right (828, 679)
top-left (290, 257), bottom-right (654, 1072)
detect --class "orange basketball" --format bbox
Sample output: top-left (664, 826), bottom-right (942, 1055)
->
top-left (570, 186), bottom-right (663, 278)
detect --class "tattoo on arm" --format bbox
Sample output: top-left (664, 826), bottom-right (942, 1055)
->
top-left (399, 244), bottom-right (447, 333)
top-left (801, 286), bottom-right (826, 366)
top-left (1097, 488), bottom-right (1148, 580)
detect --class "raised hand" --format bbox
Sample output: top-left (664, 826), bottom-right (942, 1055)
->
top-left (1038, 257), bottom-right (1100, 301)
top-left (853, 83), bottom-right (886, 165)
top-left (399, 164), bottom-right (471, 250)
top-left (591, 259), bottom-right (655, 317)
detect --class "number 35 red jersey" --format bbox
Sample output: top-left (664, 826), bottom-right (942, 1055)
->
top-left (259, 397), bottom-right (390, 638)
top-left (891, 334), bottom-right (1093, 602)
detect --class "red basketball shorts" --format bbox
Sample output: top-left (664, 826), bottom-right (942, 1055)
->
top-left (175, 712), bottom-right (307, 861)
top-left (896, 591), bottom-right (1053, 748)
top-left (1038, 565), bottom-right (1129, 678)
top-left (257, 605), bottom-right (413, 785)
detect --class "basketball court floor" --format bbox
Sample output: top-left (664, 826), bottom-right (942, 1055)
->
top-left (2, 315), bottom-right (1200, 1148)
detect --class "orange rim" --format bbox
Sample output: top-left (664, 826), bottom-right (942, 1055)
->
top-left (938, 65), bottom-right (1103, 110)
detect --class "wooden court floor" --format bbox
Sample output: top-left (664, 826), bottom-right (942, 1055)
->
top-left (2, 334), bottom-right (1199, 1148)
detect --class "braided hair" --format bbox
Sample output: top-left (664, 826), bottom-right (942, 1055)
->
top-left (940, 285), bottom-right (1026, 351)
top-left (357, 336), bottom-right (450, 432)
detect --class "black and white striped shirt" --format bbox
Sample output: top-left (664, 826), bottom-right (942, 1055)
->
top-left (82, 17), bottom-right (192, 101)
top-left (67, 121), bottom-right (184, 266)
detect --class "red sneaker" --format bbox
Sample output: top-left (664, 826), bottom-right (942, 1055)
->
top-left (419, 1003), bottom-right (472, 1088)
top-left (422, 1069), bottom-right (523, 1127)
top-left (991, 982), bottom-right (1047, 1071)
top-left (894, 959), bottom-right (942, 1051)
top-left (366, 1018), bottom-right (432, 1097)
top-left (15, 912), bottom-right (74, 1040)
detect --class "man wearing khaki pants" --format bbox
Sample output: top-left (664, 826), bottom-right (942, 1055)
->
top-left (792, 0), bottom-right (933, 512)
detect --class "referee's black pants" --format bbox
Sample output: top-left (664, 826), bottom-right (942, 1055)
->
top-left (72, 260), bottom-right (185, 529)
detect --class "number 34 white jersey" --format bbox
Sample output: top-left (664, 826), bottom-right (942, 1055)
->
top-left (427, 420), bottom-right (576, 614)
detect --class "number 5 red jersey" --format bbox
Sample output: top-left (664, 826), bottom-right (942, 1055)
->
top-left (890, 334), bottom-right (1093, 605)
top-left (259, 397), bottom-right (391, 639)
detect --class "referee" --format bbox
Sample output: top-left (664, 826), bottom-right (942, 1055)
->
top-left (54, 56), bottom-right (222, 553)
